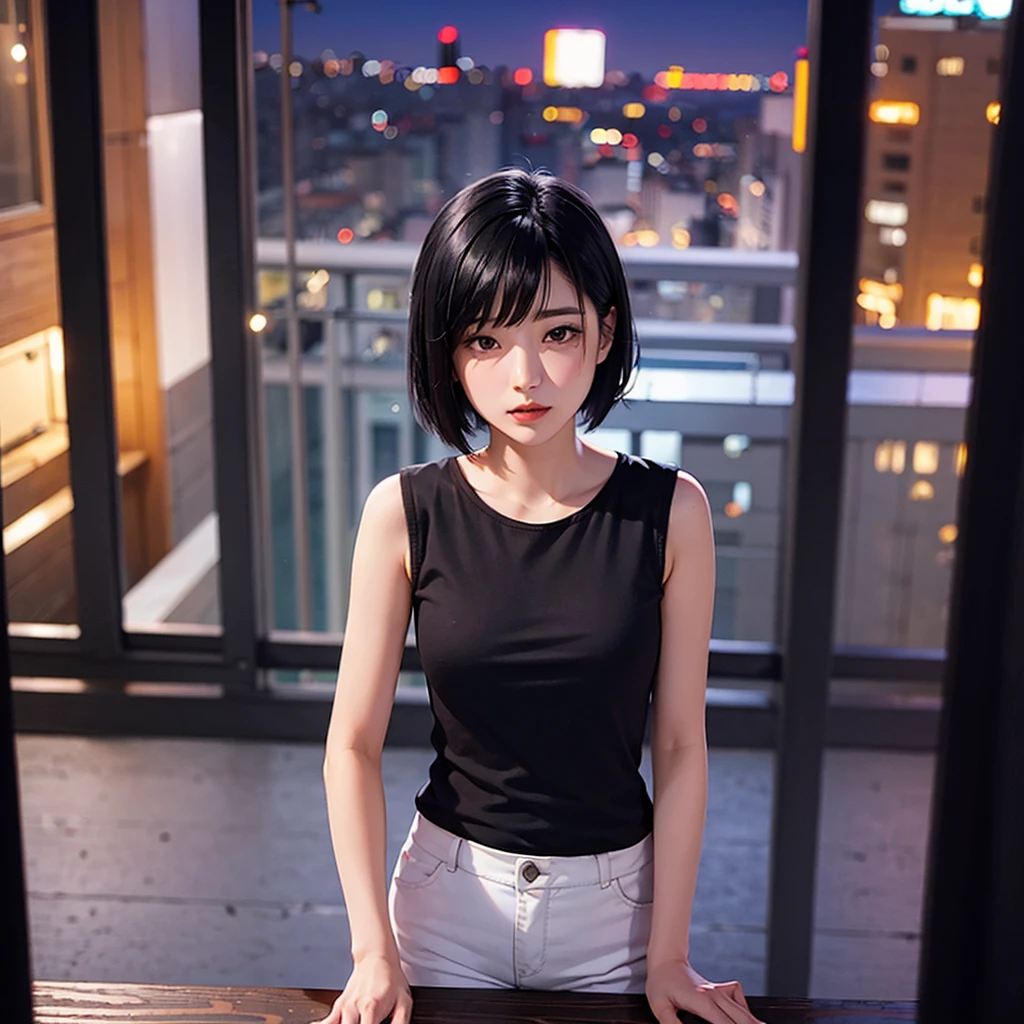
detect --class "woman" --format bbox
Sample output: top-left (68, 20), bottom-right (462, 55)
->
top-left (316, 169), bottom-right (765, 1024)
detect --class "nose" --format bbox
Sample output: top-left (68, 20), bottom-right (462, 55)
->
top-left (511, 343), bottom-right (543, 394)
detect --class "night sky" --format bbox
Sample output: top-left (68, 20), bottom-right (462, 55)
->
top-left (252, 0), bottom-right (901, 79)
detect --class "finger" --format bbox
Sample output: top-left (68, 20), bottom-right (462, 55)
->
top-left (709, 987), bottom-right (761, 1024)
top-left (339, 999), bottom-right (360, 1024)
top-left (356, 1002), bottom-right (380, 1024)
top-left (648, 1000), bottom-right (685, 1024)
top-left (314, 994), bottom-right (344, 1024)
top-left (720, 981), bottom-right (752, 1013)
top-left (389, 992), bottom-right (414, 1024)
top-left (684, 991), bottom-right (736, 1024)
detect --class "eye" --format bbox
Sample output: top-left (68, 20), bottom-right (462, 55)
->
top-left (547, 324), bottom-right (582, 343)
top-left (465, 335), bottom-right (499, 352)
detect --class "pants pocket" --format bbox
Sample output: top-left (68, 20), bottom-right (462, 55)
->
top-left (392, 838), bottom-right (446, 890)
top-left (610, 858), bottom-right (655, 910)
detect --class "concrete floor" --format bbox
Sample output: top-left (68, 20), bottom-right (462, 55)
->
top-left (15, 736), bottom-right (934, 1000)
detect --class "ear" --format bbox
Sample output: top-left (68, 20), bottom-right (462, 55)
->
top-left (596, 306), bottom-right (617, 365)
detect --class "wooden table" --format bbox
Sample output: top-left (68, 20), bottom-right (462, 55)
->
top-left (32, 982), bottom-right (917, 1023)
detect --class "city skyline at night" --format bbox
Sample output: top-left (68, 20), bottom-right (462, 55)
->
top-left (251, 0), bottom-right (907, 79)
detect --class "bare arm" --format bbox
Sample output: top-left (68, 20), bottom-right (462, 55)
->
top-left (322, 473), bottom-right (412, 968)
top-left (645, 474), bottom-right (762, 1024)
top-left (647, 472), bottom-right (715, 968)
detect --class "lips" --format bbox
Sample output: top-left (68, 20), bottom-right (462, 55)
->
top-left (510, 405), bottom-right (550, 412)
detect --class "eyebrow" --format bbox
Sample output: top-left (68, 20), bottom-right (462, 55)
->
top-left (473, 306), bottom-right (583, 329)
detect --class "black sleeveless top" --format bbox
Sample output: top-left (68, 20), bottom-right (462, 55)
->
top-left (399, 451), bottom-right (679, 856)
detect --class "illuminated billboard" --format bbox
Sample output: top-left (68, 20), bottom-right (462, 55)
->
top-left (898, 0), bottom-right (1011, 18)
top-left (543, 29), bottom-right (606, 88)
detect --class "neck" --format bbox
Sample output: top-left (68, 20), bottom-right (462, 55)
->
top-left (469, 419), bottom-right (600, 505)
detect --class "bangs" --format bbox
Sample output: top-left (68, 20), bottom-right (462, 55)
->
top-left (443, 216), bottom-right (584, 345)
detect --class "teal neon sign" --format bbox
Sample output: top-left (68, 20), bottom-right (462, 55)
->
top-left (899, 0), bottom-right (1011, 17)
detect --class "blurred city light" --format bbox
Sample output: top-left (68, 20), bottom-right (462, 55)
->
top-left (936, 56), bottom-right (965, 76)
top-left (865, 199), bottom-right (909, 226)
top-left (987, 101), bottom-right (1001, 124)
top-left (926, 294), bottom-right (980, 330)
top-left (793, 52), bottom-right (808, 152)
top-left (249, 313), bottom-right (268, 333)
top-left (899, 0), bottom-right (1010, 16)
top-left (543, 28), bottom-right (606, 87)
top-left (10, 43), bottom-right (27, 63)
top-left (870, 100), bottom-right (920, 124)
top-left (513, 67), bottom-right (533, 86)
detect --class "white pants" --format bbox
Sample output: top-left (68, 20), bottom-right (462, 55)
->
top-left (387, 810), bottom-right (654, 993)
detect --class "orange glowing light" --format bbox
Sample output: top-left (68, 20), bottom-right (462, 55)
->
top-left (724, 501), bottom-right (743, 518)
top-left (792, 59), bottom-right (808, 152)
top-left (692, 117), bottom-right (707, 133)
top-left (337, 228), bottom-right (354, 244)
top-left (437, 66), bottom-right (459, 84)
top-left (869, 101), bottom-right (920, 125)
top-left (513, 67), bottom-right (533, 86)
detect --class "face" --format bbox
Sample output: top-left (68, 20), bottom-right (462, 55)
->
top-left (451, 263), bottom-right (617, 446)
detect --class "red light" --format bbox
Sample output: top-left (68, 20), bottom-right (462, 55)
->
top-left (769, 71), bottom-right (789, 92)
top-left (622, 132), bottom-right (638, 149)
top-left (598, 143), bottom-right (614, 158)
top-left (693, 117), bottom-right (707, 133)
top-left (796, 46), bottom-right (809, 59)
top-left (438, 25), bottom-right (458, 44)
top-left (513, 67), bottom-right (533, 86)
top-left (657, 124), bottom-right (672, 139)
top-left (437, 66), bottom-right (459, 84)
top-left (642, 84), bottom-right (668, 103)
top-left (337, 228), bottom-right (354, 244)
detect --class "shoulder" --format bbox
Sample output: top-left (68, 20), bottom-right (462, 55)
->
top-left (664, 470), bottom-right (714, 583)
top-left (359, 472), bottom-right (407, 542)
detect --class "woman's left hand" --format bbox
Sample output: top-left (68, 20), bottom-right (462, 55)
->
top-left (645, 958), bottom-right (767, 1024)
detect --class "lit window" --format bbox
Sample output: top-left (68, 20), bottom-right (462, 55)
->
top-left (880, 226), bottom-right (908, 246)
top-left (875, 440), bottom-right (907, 474)
top-left (987, 102), bottom-right (1001, 124)
top-left (866, 199), bottom-right (909, 226)
top-left (925, 294), bottom-right (980, 331)
top-left (913, 442), bottom-right (939, 475)
top-left (909, 480), bottom-right (934, 502)
top-left (936, 57), bottom-right (965, 76)
top-left (870, 101), bottom-right (919, 125)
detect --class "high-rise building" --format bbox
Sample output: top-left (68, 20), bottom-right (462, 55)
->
top-left (858, 12), bottom-right (1006, 328)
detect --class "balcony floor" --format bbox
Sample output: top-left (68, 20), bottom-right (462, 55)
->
top-left (16, 735), bottom-right (933, 999)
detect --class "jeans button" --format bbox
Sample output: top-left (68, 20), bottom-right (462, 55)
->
top-left (521, 861), bottom-right (540, 883)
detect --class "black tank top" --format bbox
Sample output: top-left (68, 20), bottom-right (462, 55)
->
top-left (399, 451), bottom-right (679, 856)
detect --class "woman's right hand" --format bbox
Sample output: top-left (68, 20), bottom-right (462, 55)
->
top-left (312, 953), bottom-right (413, 1024)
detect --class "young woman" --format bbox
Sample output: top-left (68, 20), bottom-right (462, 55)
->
top-left (316, 169), bottom-right (765, 1024)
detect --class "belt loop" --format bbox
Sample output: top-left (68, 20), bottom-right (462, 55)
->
top-left (446, 836), bottom-right (462, 872)
top-left (596, 851), bottom-right (611, 889)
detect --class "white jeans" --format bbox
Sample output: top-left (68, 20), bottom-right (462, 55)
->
top-left (387, 810), bottom-right (654, 993)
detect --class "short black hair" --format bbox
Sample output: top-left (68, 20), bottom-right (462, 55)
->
top-left (407, 168), bottom-right (638, 454)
